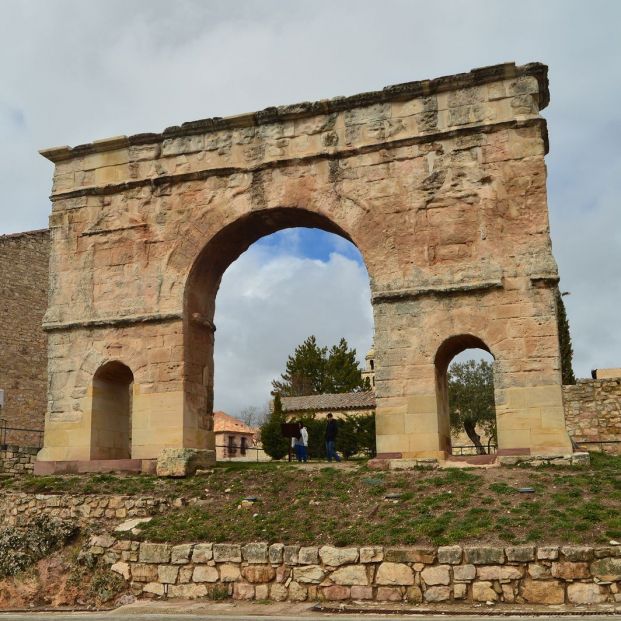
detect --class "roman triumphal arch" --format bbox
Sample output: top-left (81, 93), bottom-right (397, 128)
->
top-left (38, 62), bottom-right (572, 468)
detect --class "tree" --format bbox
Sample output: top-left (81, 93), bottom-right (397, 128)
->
top-left (272, 335), bottom-right (367, 396)
top-left (259, 393), bottom-right (289, 459)
top-left (556, 289), bottom-right (576, 385)
top-left (448, 359), bottom-right (496, 455)
top-left (239, 404), bottom-right (269, 429)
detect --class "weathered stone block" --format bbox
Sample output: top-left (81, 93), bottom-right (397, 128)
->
top-left (473, 581), bottom-right (498, 602)
top-left (351, 585), bottom-right (374, 600)
top-left (191, 543), bottom-right (213, 563)
top-left (331, 565), bottom-right (368, 586)
top-left (242, 542), bottom-right (268, 563)
top-left (421, 565), bottom-right (450, 586)
top-left (213, 543), bottom-right (241, 563)
top-left (376, 586), bottom-right (403, 601)
top-left (157, 564), bottom-right (179, 584)
top-left (385, 547), bottom-right (435, 564)
top-left (319, 546), bottom-right (359, 566)
top-left (233, 582), bottom-right (255, 600)
top-left (424, 586), bottom-right (451, 602)
top-left (591, 557), bottom-right (621, 581)
top-left (537, 546), bottom-right (559, 560)
top-left (139, 543), bottom-right (171, 564)
top-left (561, 545), bottom-right (593, 561)
top-left (477, 565), bottom-right (523, 582)
top-left (156, 448), bottom-right (215, 477)
top-left (192, 565), bottom-right (218, 583)
top-left (131, 563), bottom-right (159, 583)
top-left (567, 583), bottom-right (607, 604)
top-left (376, 562), bottom-right (415, 585)
top-left (169, 583), bottom-right (208, 598)
top-left (551, 561), bottom-right (589, 580)
top-left (242, 565), bottom-right (276, 584)
top-left (528, 563), bottom-right (550, 579)
top-left (219, 563), bottom-right (241, 582)
top-left (288, 581), bottom-right (308, 601)
top-left (453, 564), bottom-right (476, 582)
top-left (269, 583), bottom-right (288, 602)
top-left (171, 544), bottom-right (192, 564)
top-left (283, 545), bottom-right (300, 565)
top-left (464, 546), bottom-right (505, 565)
top-left (322, 585), bottom-right (350, 600)
top-left (298, 546), bottom-right (319, 565)
top-left (269, 543), bottom-right (284, 564)
top-left (505, 546), bottom-right (535, 562)
top-left (111, 561), bottom-right (130, 580)
top-left (360, 546), bottom-right (384, 563)
top-left (293, 565), bottom-right (326, 584)
top-left (438, 545), bottom-right (462, 564)
top-left (521, 579), bottom-right (565, 604)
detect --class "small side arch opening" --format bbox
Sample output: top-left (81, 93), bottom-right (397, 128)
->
top-left (91, 361), bottom-right (134, 460)
top-left (435, 335), bottom-right (497, 457)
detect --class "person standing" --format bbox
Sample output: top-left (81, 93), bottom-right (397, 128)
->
top-left (299, 422), bottom-right (309, 463)
top-left (325, 413), bottom-right (341, 462)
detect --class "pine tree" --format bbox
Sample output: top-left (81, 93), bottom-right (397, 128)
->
top-left (271, 335), bottom-right (367, 396)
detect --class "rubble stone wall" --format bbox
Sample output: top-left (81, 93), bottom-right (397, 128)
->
top-left (0, 493), bottom-right (170, 527)
top-left (0, 229), bottom-right (49, 444)
top-left (88, 540), bottom-right (621, 605)
top-left (0, 445), bottom-right (38, 475)
top-left (563, 379), bottom-right (621, 454)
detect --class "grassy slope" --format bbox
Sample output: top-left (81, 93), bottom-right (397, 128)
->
top-left (2, 453), bottom-right (620, 547)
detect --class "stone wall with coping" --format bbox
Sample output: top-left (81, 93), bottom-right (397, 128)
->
top-left (0, 493), bottom-right (170, 527)
top-left (88, 540), bottom-right (621, 605)
top-left (563, 379), bottom-right (621, 454)
top-left (0, 229), bottom-right (49, 444)
top-left (0, 445), bottom-right (38, 475)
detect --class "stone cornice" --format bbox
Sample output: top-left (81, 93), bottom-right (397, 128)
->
top-left (47, 117), bottom-right (548, 202)
top-left (39, 62), bottom-right (548, 164)
top-left (372, 279), bottom-right (503, 304)
top-left (42, 311), bottom-right (183, 332)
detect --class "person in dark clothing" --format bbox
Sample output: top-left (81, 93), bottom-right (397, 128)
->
top-left (325, 412), bottom-right (341, 462)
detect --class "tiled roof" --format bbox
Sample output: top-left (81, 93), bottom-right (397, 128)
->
top-left (280, 391), bottom-right (376, 413)
top-left (213, 411), bottom-right (256, 434)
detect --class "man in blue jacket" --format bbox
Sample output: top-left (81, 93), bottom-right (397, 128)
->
top-left (325, 413), bottom-right (341, 462)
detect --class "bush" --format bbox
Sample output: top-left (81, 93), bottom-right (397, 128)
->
top-left (301, 413), bottom-right (376, 460)
top-left (0, 517), bottom-right (78, 578)
top-left (260, 394), bottom-right (289, 460)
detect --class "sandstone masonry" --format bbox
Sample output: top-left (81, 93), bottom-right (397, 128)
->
top-left (0, 229), bottom-right (49, 444)
top-left (85, 540), bottom-right (621, 606)
top-left (563, 379), bottom-right (621, 454)
top-left (38, 62), bottom-right (574, 464)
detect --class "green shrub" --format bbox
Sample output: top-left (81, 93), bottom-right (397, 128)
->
top-left (0, 517), bottom-right (78, 578)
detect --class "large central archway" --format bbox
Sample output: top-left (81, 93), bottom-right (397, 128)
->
top-left (182, 207), bottom-right (364, 450)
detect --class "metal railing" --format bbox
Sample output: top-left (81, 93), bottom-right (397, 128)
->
top-left (0, 419), bottom-right (44, 449)
top-left (451, 443), bottom-right (498, 456)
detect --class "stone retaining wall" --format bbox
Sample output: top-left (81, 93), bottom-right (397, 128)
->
top-left (0, 493), bottom-right (170, 527)
top-left (0, 445), bottom-right (38, 475)
top-left (564, 379), bottom-right (621, 454)
top-left (88, 540), bottom-right (621, 605)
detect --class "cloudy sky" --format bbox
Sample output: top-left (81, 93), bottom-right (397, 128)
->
top-left (1, 0), bottom-right (620, 416)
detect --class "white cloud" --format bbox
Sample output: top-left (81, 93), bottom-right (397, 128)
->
top-left (1, 0), bottom-right (619, 390)
top-left (213, 237), bottom-right (373, 416)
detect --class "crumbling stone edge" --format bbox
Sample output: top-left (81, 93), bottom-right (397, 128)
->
top-left (85, 538), bottom-right (621, 605)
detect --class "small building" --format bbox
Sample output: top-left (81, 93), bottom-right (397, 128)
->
top-left (280, 391), bottom-right (376, 420)
top-left (214, 411), bottom-right (262, 461)
top-left (591, 368), bottom-right (621, 379)
top-left (361, 346), bottom-right (376, 390)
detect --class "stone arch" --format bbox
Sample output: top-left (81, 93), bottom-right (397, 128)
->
top-left (182, 207), bottom-right (369, 450)
top-left (434, 334), bottom-right (496, 455)
top-left (91, 360), bottom-right (134, 460)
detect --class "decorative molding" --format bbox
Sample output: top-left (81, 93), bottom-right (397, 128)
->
top-left (43, 311), bottom-right (183, 332)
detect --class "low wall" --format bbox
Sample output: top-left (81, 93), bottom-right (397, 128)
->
top-left (564, 379), bottom-right (621, 453)
top-left (0, 493), bottom-right (170, 527)
top-left (88, 540), bottom-right (621, 605)
top-left (0, 445), bottom-right (38, 475)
